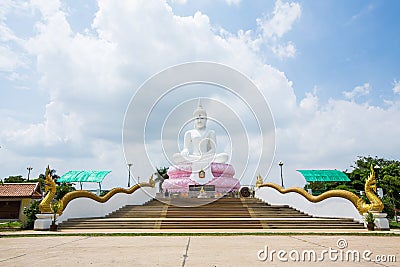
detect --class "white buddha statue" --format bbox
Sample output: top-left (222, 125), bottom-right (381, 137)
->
top-left (164, 99), bottom-right (240, 191)
top-left (173, 99), bottom-right (229, 165)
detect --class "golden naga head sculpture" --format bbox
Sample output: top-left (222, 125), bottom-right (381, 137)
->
top-left (44, 165), bottom-right (56, 192)
top-left (256, 173), bottom-right (264, 188)
top-left (149, 174), bottom-right (155, 188)
top-left (39, 165), bottom-right (57, 214)
top-left (367, 164), bottom-right (377, 193)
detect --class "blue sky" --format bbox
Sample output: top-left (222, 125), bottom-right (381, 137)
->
top-left (1, 0), bottom-right (399, 189)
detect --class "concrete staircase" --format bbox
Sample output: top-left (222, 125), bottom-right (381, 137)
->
top-left (58, 198), bottom-right (364, 230)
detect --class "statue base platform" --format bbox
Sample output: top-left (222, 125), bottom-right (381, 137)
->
top-left (363, 212), bottom-right (390, 231)
top-left (197, 192), bottom-right (208, 198)
top-left (163, 162), bottom-right (240, 194)
top-left (34, 214), bottom-right (57, 230)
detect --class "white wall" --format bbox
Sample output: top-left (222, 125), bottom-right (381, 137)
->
top-left (58, 187), bottom-right (156, 223)
top-left (255, 187), bottom-right (363, 222)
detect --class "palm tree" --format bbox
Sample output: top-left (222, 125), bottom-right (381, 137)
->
top-left (154, 167), bottom-right (169, 193)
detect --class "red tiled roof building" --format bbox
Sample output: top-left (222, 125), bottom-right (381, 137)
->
top-left (0, 183), bottom-right (42, 221)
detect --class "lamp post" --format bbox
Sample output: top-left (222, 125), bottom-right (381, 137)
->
top-left (278, 161), bottom-right (284, 188)
top-left (127, 163), bottom-right (133, 188)
top-left (27, 167), bottom-right (33, 181)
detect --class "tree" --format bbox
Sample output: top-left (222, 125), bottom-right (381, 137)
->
top-left (332, 184), bottom-right (358, 195)
top-left (305, 181), bottom-right (353, 195)
top-left (156, 167), bottom-right (169, 179)
top-left (55, 183), bottom-right (75, 200)
top-left (29, 177), bottom-right (45, 189)
top-left (154, 167), bottom-right (169, 193)
top-left (345, 156), bottom-right (400, 218)
top-left (4, 175), bottom-right (25, 183)
top-left (38, 169), bottom-right (60, 181)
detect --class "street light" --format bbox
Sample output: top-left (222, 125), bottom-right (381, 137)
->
top-left (127, 163), bottom-right (133, 188)
top-left (27, 167), bottom-right (33, 181)
top-left (278, 161), bottom-right (284, 188)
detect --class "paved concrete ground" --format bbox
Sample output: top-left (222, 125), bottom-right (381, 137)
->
top-left (1, 233), bottom-right (399, 267)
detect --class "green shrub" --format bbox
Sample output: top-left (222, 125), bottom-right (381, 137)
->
top-left (382, 195), bottom-right (395, 218)
top-left (23, 201), bottom-right (40, 229)
top-left (364, 212), bottom-right (375, 223)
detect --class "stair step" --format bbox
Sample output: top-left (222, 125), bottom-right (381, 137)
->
top-left (59, 197), bottom-right (364, 230)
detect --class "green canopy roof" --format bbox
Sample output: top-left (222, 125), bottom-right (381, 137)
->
top-left (297, 170), bottom-right (350, 182)
top-left (58, 170), bottom-right (111, 183)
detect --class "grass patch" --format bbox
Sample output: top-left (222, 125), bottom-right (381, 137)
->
top-left (1, 231), bottom-right (399, 238)
top-left (390, 221), bottom-right (400, 229)
top-left (0, 221), bottom-right (23, 231)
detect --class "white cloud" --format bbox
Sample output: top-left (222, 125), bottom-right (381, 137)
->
top-left (271, 42), bottom-right (296, 58)
top-left (225, 0), bottom-right (241, 6)
top-left (342, 83), bottom-right (370, 100)
top-left (170, 0), bottom-right (188, 4)
top-left (257, 0), bottom-right (301, 40)
top-left (0, 45), bottom-right (20, 71)
top-left (0, 1), bottom-right (29, 72)
top-left (236, 29), bottom-right (261, 52)
top-left (299, 90), bottom-right (318, 113)
top-left (254, 0), bottom-right (301, 58)
top-left (393, 80), bottom-right (400, 94)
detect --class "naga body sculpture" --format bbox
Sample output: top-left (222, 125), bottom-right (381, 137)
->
top-left (38, 166), bottom-right (155, 216)
top-left (58, 175), bottom-right (155, 214)
top-left (257, 164), bottom-right (384, 215)
top-left (39, 166), bottom-right (57, 213)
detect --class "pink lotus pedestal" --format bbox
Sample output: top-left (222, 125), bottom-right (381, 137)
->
top-left (162, 163), bottom-right (240, 194)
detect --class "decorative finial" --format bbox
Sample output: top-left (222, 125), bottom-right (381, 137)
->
top-left (256, 173), bottom-right (264, 187)
top-left (193, 98), bottom-right (207, 117)
top-left (149, 174), bottom-right (155, 188)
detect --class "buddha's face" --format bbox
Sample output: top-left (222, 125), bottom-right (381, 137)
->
top-left (194, 114), bottom-right (207, 129)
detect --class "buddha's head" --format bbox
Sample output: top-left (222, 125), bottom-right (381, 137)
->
top-left (193, 99), bottom-right (207, 129)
